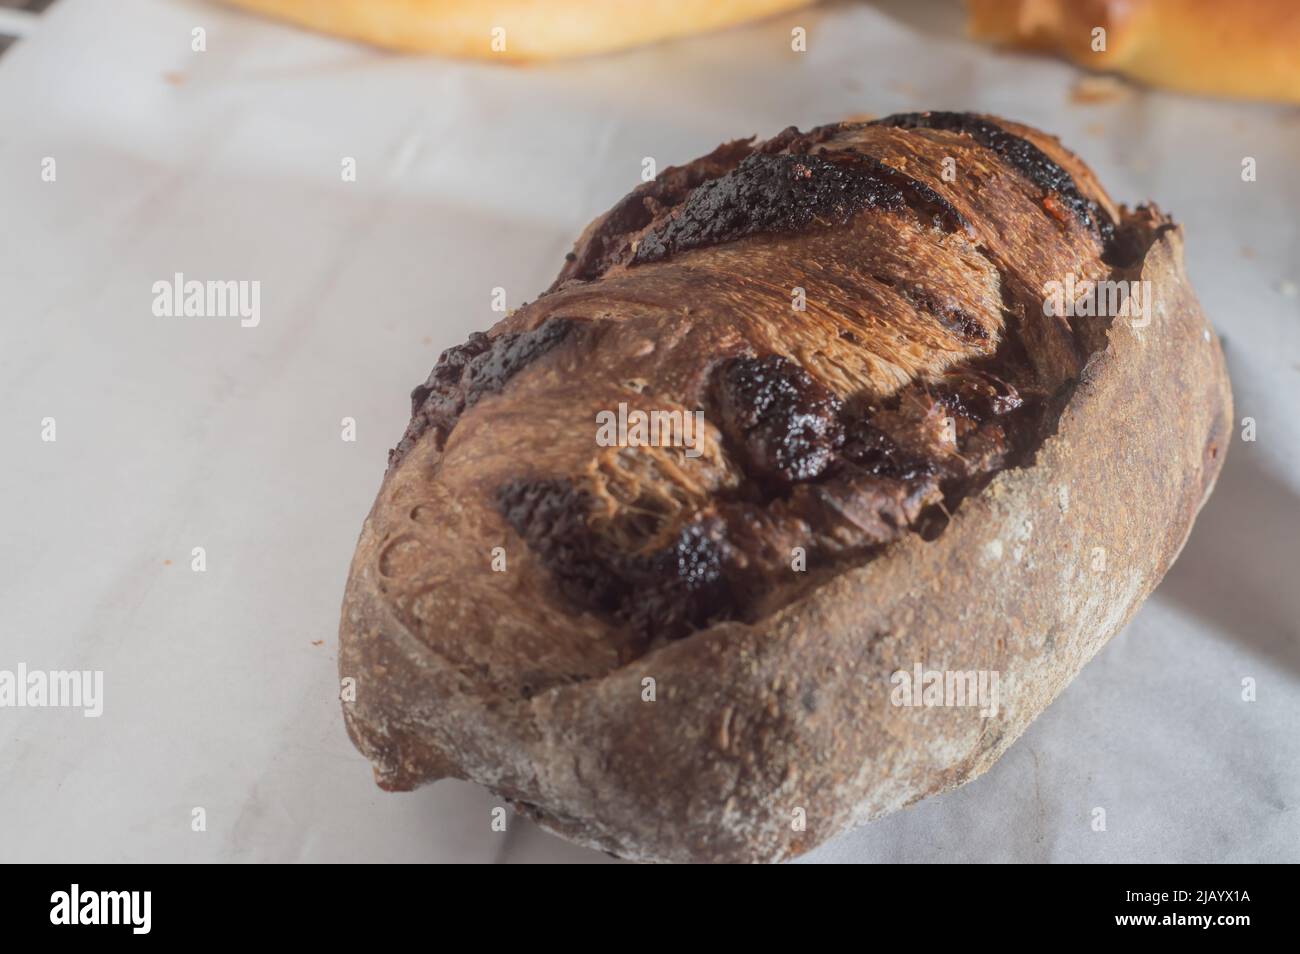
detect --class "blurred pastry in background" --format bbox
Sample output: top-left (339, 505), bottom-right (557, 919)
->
top-left (221, 0), bottom-right (816, 60)
top-left (967, 0), bottom-right (1300, 103)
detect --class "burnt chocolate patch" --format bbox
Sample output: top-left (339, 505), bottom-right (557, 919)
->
top-left (633, 151), bottom-right (968, 266)
top-left (457, 318), bottom-right (575, 406)
top-left (876, 111), bottom-right (1115, 243)
top-left (847, 151), bottom-right (971, 234)
top-left (496, 478), bottom-right (736, 641)
top-left (755, 122), bottom-right (846, 156)
top-left (932, 370), bottom-right (1025, 423)
top-left (390, 317), bottom-right (575, 469)
top-left (556, 138), bottom-right (756, 285)
top-left (840, 420), bottom-right (936, 481)
top-left (495, 477), bottom-right (622, 611)
top-left (716, 354), bottom-right (844, 488)
top-left (623, 518), bottom-right (733, 636)
top-left (900, 285), bottom-right (990, 342)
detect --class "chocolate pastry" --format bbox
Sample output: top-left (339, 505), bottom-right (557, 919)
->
top-left (339, 112), bottom-right (1231, 863)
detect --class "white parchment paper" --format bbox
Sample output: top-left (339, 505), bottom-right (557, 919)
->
top-left (1, 0), bottom-right (1296, 862)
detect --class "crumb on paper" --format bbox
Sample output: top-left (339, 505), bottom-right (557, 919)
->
top-left (1241, 245), bottom-right (1256, 259)
top-left (163, 559), bottom-right (172, 566)
top-left (163, 72), bottom-right (186, 86)
top-left (312, 640), bottom-right (324, 647)
top-left (1069, 75), bottom-right (1131, 104)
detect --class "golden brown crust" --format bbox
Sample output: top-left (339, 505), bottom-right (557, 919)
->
top-left (221, 0), bottom-right (816, 60)
top-left (967, 0), bottom-right (1300, 103)
top-left (338, 114), bottom-right (1231, 862)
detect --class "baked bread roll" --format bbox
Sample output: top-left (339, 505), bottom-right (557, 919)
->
top-left (339, 111), bottom-right (1231, 863)
top-left (967, 0), bottom-right (1300, 103)
top-left (221, 0), bottom-right (815, 60)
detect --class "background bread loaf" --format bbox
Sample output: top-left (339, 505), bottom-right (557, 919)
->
top-left (221, 0), bottom-right (816, 60)
top-left (967, 0), bottom-right (1300, 103)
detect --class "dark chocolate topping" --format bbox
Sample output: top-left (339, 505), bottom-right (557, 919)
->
top-left (633, 151), bottom-right (968, 265)
top-left (875, 111), bottom-right (1115, 242)
top-left (715, 354), bottom-right (844, 488)
top-left (390, 317), bottom-right (575, 468)
top-left (497, 478), bottom-right (735, 641)
top-left (558, 138), bottom-right (756, 284)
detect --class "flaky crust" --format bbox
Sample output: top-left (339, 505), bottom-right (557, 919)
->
top-left (967, 0), bottom-right (1300, 103)
top-left (339, 118), bottom-right (1231, 863)
top-left (221, 0), bottom-right (815, 60)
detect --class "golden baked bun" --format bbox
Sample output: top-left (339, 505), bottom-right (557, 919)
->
top-left (967, 0), bottom-right (1300, 103)
top-left (221, 0), bottom-right (816, 60)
